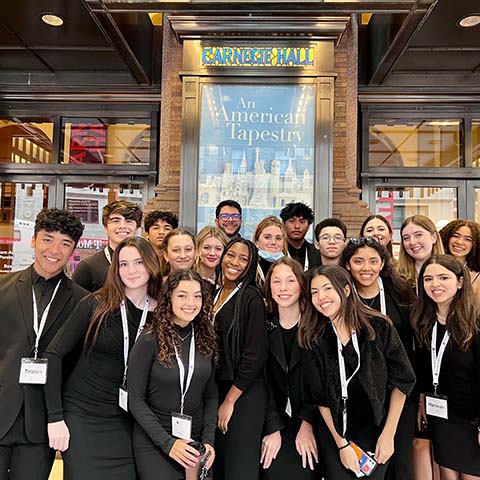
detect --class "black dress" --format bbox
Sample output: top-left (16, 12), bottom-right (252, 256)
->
top-left (262, 316), bottom-right (319, 480)
top-left (127, 324), bottom-right (218, 480)
top-left (213, 285), bottom-right (268, 480)
top-left (45, 295), bottom-right (153, 480)
top-left (358, 279), bottom-right (416, 480)
top-left (303, 317), bottom-right (416, 480)
top-left (417, 321), bottom-right (480, 475)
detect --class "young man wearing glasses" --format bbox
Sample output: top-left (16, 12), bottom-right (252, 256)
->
top-left (314, 218), bottom-right (348, 266)
top-left (72, 200), bottom-right (142, 292)
top-left (215, 199), bottom-right (242, 240)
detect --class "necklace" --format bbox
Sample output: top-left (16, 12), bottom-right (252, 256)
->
top-left (360, 293), bottom-right (378, 308)
top-left (179, 330), bottom-right (192, 342)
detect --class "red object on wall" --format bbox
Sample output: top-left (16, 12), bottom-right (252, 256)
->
top-left (69, 123), bottom-right (107, 164)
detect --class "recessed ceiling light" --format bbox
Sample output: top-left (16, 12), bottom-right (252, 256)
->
top-left (41, 14), bottom-right (64, 27)
top-left (458, 14), bottom-right (480, 28)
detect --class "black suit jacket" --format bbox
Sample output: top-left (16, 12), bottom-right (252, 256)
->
top-left (0, 266), bottom-right (88, 443)
top-left (287, 240), bottom-right (320, 271)
top-left (264, 315), bottom-right (316, 435)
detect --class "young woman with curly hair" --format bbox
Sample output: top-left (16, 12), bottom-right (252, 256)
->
top-left (412, 255), bottom-right (480, 479)
top-left (213, 238), bottom-right (268, 480)
top-left (45, 237), bottom-right (161, 480)
top-left (128, 269), bottom-right (218, 479)
top-left (440, 219), bottom-right (480, 303)
top-left (300, 265), bottom-right (415, 480)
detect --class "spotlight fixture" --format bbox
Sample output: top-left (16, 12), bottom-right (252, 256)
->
top-left (41, 14), bottom-right (64, 27)
top-left (458, 14), bottom-right (480, 28)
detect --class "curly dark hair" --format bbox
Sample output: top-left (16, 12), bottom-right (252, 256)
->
top-left (439, 219), bottom-right (480, 272)
top-left (279, 202), bottom-right (314, 224)
top-left (144, 210), bottom-right (179, 232)
top-left (412, 255), bottom-right (480, 352)
top-left (34, 208), bottom-right (84, 245)
top-left (148, 269), bottom-right (217, 366)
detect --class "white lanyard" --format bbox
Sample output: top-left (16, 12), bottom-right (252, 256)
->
top-left (174, 326), bottom-right (195, 414)
top-left (431, 322), bottom-right (450, 395)
top-left (213, 284), bottom-right (241, 319)
top-left (287, 248), bottom-right (309, 271)
top-left (377, 277), bottom-right (386, 315)
top-left (331, 323), bottom-right (361, 436)
top-left (104, 246), bottom-right (112, 264)
top-left (31, 280), bottom-right (62, 359)
top-left (120, 296), bottom-right (150, 383)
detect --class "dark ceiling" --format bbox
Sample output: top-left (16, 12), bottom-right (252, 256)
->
top-left (0, 0), bottom-right (479, 91)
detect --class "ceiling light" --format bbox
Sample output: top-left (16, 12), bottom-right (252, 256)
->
top-left (458, 14), bottom-right (480, 28)
top-left (41, 14), bottom-right (64, 27)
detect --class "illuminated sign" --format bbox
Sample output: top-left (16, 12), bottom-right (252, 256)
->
top-left (202, 47), bottom-right (314, 67)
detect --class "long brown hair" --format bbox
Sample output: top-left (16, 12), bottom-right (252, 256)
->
top-left (440, 220), bottom-right (480, 272)
top-left (411, 255), bottom-right (480, 352)
top-left (264, 256), bottom-right (308, 316)
top-left (298, 264), bottom-right (390, 349)
top-left (85, 237), bottom-right (162, 348)
top-left (148, 269), bottom-right (217, 366)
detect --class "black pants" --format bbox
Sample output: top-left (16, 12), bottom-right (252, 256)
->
top-left (214, 380), bottom-right (266, 480)
top-left (0, 411), bottom-right (54, 480)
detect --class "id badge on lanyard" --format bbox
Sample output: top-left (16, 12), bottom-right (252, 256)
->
top-left (118, 297), bottom-right (150, 411)
top-left (426, 322), bottom-right (450, 420)
top-left (171, 327), bottom-right (195, 439)
top-left (19, 281), bottom-right (62, 385)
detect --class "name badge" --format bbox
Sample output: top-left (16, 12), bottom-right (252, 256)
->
top-left (119, 387), bottom-right (128, 412)
top-left (171, 412), bottom-right (192, 440)
top-left (425, 393), bottom-right (448, 420)
top-left (19, 357), bottom-right (48, 384)
top-left (285, 397), bottom-right (292, 417)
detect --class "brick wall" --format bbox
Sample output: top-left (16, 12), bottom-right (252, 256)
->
top-left (149, 16), bottom-right (371, 234)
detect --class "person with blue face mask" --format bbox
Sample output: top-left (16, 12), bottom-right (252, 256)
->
top-left (253, 216), bottom-right (288, 288)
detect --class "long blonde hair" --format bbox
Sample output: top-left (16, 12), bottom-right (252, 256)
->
top-left (397, 215), bottom-right (443, 285)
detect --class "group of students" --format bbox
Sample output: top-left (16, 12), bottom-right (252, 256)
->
top-left (1, 200), bottom-right (479, 480)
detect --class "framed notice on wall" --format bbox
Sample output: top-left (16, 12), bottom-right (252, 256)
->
top-left (197, 84), bottom-right (316, 239)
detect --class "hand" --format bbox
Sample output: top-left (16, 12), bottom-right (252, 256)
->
top-left (260, 431), bottom-right (282, 469)
top-left (339, 445), bottom-right (360, 475)
top-left (295, 421), bottom-right (318, 470)
top-left (375, 430), bottom-right (394, 464)
top-left (417, 394), bottom-right (427, 432)
top-left (217, 399), bottom-right (235, 434)
top-left (48, 420), bottom-right (70, 452)
top-left (168, 439), bottom-right (200, 469)
top-left (204, 443), bottom-right (215, 470)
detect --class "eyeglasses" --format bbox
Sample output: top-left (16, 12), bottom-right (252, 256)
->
top-left (318, 234), bottom-right (345, 243)
top-left (218, 213), bottom-right (241, 221)
top-left (348, 237), bottom-right (379, 247)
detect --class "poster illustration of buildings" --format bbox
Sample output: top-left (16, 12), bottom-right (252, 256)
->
top-left (197, 84), bottom-right (315, 239)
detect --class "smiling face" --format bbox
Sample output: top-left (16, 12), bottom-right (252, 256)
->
top-left (171, 280), bottom-right (203, 327)
top-left (31, 230), bottom-right (76, 279)
top-left (164, 234), bottom-right (196, 271)
top-left (362, 218), bottom-right (392, 248)
top-left (118, 245), bottom-right (150, 292)
top-left (199, 236), bottom-right (224, 270)
top-left (215, 206), bottom-right (242, 237)
top-left (310, 274), bottom-right (346, 321)
top-left (256, 225), bottom-right (284, 253)
top-left (347, 246), bottom-right (384, 290)
top-left (448, 225), bottom-right (473, 263)
top-left (270, 264), bottom-right (301, 309)
top-left (221, 242), bottom-right (250, 285)
top-left (401, 222), bottom-right (438, 264)
top-left (105, 213), bottom-right (138, 250)
top-left (423, 263), bottom-right (463, 311)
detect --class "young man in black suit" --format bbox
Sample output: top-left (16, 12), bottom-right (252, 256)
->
top-left (72, 199), bottom-right (142, 292)
top-left (0, 208), bottom-right (87, 480)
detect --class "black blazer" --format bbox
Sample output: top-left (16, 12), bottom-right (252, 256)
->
top-left (264, 315), bottom-right (316, 435)
top-left (0, 266), bottom-right (87, 443)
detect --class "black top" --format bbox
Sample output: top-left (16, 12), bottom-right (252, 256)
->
top-left (417, 320), bottom-right (480, 422)
top-left (72, 248), bottom-right (112, 293)
top-left (215, 285), bottom-right (267, 393)
top-left (127, 325), bottom-right (218, 455)
top-left (303, 316), bottom-right (416, 436)
top-left (287, 240), bottom-right (320, 271)
top-left (31, 269), bottom-right (66, 318)
top-left (280, 324), bottom-right (297, 365)
top-left (45, 295), bottom-right (153, 422)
